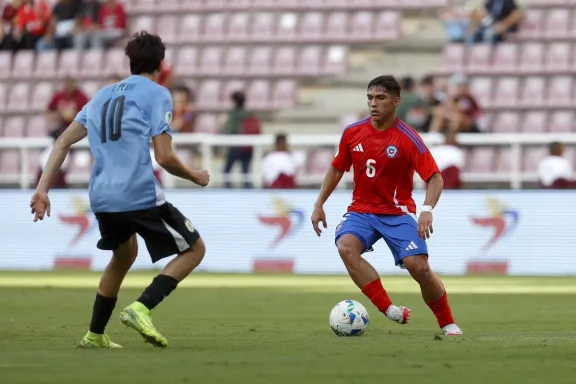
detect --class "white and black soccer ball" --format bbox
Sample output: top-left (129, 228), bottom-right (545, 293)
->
top-left (329, 300), bottom-right (370, 336)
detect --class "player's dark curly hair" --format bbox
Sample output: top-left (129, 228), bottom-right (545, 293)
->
top-left (367, 75), bottom-right (402, 97)
top-left (124, 31), bottom-right (166, 75)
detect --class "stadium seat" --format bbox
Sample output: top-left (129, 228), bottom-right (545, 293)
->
top-left (306, 148), bottom-right (334, 175)
top-left (520, 77), bottom-right (546, 108)
top-left (375, 11), bottom-right (400, 40)
top-left (549, 111), bottom-right (574, 132)
top-left (156, 15), bottom-right (178, 44)
top-left (468, 44), bottom-right (492, 74)
top-left (251, 13), bottom-right (275, 41)
top-left (518, 9), bottom-right (543, 39)
top-left (520, 111), bottom-right (547, 133)
top-left (493, 43), bottom-right (518, 74)
top-left (129, 16), bottom-right (155, 36)
top-left (465, 147), bottom-right (495, 173)
top-left (223, 47), bottom-right (247, 76)
top-left (34, 51), bottom-right (58, 79)
top-left (228, 0), bottom-right (250, 10)
top-left (494, 77), bottom-right (520, 108)
top-left (194, 113), bottom-right (219, 134)
top-left (250, 0), bottom-right (275, 9)
top-left (492, 112), bottom-right (520, 133)
top-left (104, 49), bottom-right (130, 76)
top-left (30, 82), bottom-right (54, 111)
top-left (204, 0), bottom-right (226, 11)
top-left (495, 147), bottom-right (511, 173)
top-left (326, 12), bottom-right (349, 42)
top-left (79, 49), bottom-right (104, 78)
top-left (127, 0), bottom-right (156, 12)
top-left (6, 83), bottom-right (30, 113)
top-left (80, 81), bottom-right (102, 99)
top-left (198, 47), bottom-right (222, 76)
top-left (545, 9), bottom-right (570, 39)
top-left (196, 80), bottom-right (221, 110)
top-left (273, 46), bottom-right (297, 76)
top-left (161, 0), bottom-right (181, 11)
top-left (180, 0), bottom-right (202, 11)
top-left (11, 51), bottom-right (34, 79)
top-left (349, 11), bottom-right (373, 42)
top-left (57, 50), bottom-right (80, 78)
top-left (247, 46), bottom-right (272, 76)
top-left (227, 13), bottom-right (250, 42)
top-left (277, 13), bottom-right (298, 41)
top-left (26, 115), bottom-right (48, 137)
top-left (545, 42), bottom-right (571, 73)
top-left (272, 80), bottom-right (296, 109)
top-left (523, 147), bottom-right (548, 172)
top-left (174, 46), bottom-right (199, 76)
top-left (298, 46), bottom-right (322, 75)
top-left (2, 117), bottom-right (26, 137)
top-left (202, 13), bottom-right (226, 42)
top-left (221, 80), bottom-right (246, 105)
top-left (442, 44), bottom-right (466, 73)
top-left (324, 46), bottom-right (348, 75)
top-left (179, 15), bottom-right (201, 44)
top-left (300, 12), bottom-right (324, 42)
top-left (547, 76), bottom-right (573, 107)
top-left (469, 77), bottom-right (493, 109)
top-left (519, 43), bottom-right (544, 74)
top-left (246, 80), bottom-right (271, 110)
top-left (0, 52), bottom-right (11, 80)
top-left (0, 84), bottom-right (7, 112)
top-left (0, 151), bottom-right (20, 175)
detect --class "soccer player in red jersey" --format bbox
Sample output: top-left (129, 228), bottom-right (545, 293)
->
top-left (311, 76), bottom-right (462, 335)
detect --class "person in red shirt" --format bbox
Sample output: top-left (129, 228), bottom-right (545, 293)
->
top-left (46, 76), bottom-right (89, 136)
top-left (90, 0), bottom-right (125, 49)
top-left (158, 61), bottom-right (174, 88)
top-left (0, 0), bottom-right (23, 51)
top-left (311, 75), bottom-right (462, 336)
top-left (14, 0), bottom-right (51, 50)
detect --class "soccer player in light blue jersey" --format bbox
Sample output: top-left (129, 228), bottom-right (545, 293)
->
top-left (30, 32), bottom-right (210, 349)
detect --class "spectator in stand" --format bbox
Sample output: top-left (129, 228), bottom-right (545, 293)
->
top-left (416, 75), bottom-right (442, 133)
top-left (430, 74), bottom-right (482, 134)
top-left (92, 0), bottom-right (125, 48)
top-left (0, 0), bottom-right (22, 51)
top-left (538, 142), bottom-right (576, 189)
top-left (468, 0), bottom-right (523, 44)
top-left (170, 85), bottom-right (195, 133)
top-left (430, 131), bottom-right (464, 189)
top-left (221, 91), bottom-right (260, 189)
top-left (37, 128), bottom-right (69, 189)
top-left (36, 0), bottom-right (80, 51)
top-left (262, 133), bottom-right (297, 189)
top-left (396, 77), bottom-right (423, 123)
top-left (14, 0), bottom-right (51, 51)
top-left (46, 76), bottom-right (88, 137)
top-left (440, 4), bottom-right (468, 43)
top-left (72, 0), bottom-right (100, 50)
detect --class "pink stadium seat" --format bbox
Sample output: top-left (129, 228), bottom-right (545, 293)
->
top-left (222, 47), bottom-right (247, 76)
top-left (469, 77), bottom-right (493, 109)
top-left (104, 49), bottom-right (130, 76)
top-left (11, 51), bottom-right (34, 79)
top-left (26, 150), bottom-right (42, 174)
top-left (227, 13), bottom-right (250, 42)
top-left (467, 44), bottom-right (492, 73)
top-left (493, 43), bottom-right (518, 74)
top-left (246, 80), bottom-right (271, 110)
top-left (545, 9), bottom-right (570, 39)
top-left (306, 148), bottom-right (334, 175)
top-left (250, 0), bottom-right (274, 9)
top-left (194, 113), bottom-right (219, 134)
top-left (227, 0), bottom-right (250, 10)
top-left (196, 80), bottom-right (221, 110)
top-left (2, 117), bottom-right (25, 137)
top-left (349, 11), bottom-right (373, 42)
top-left (495, 148), bottom-right (511, 173)
top-left (272, 80), bottom-right (296, 109)
top-left (202, 13), bottom-right (226, 42)
top-left (442, 44), bottom-right (466, 73)
top-left (162, 0), bottom-right (181, 11)
top-left (180, 0), bottom-right (202, 11)
top-left (247, 46), bottom-right (272, 76)
top-left (179, 15), bottom-right (201, 44)
top-left (518, 9), bottom-right (543, 39)
top-left (324, 45), bottom-right (348, 75)
top-left (79, 49), bottom-right (104, 78)
top-left (221, 80), bottom-right (246, 106)
top-left (350, 0), bottom-right (375, 7)
top-left (30, 82), bottom-right (54, 111)
top-left (198, 47), bottom-right (222, 76)
top-left (301, 0), bottom-right (325, 8)
top-left (204, 0), bottom-right (226, 11)
top-left (520, 77), bottom-right (546, 108)
top-left (326, 12), bottom-right (348, 42)
top-left (298, 46), bottom-right (322, 75)
top-left (519, 43), bottom-right (544, 74)
top-left (493, 77), bottom-right (520, 108)
top-left (251, 13), bottom-right (275, 42)
top-left (6, 83), bottom-right (30, 113)
top-left (127, 0), bottom-right (155, 12)
top-left (549, 111), bottom-right (574, 132)
top-left (523, 147), bottom-right (548, 173)
top-left (571, 46), bottom-right (576, 72)
top-left (277, 13), bottom-right (298, 41)
top-left (129, 16), bottom-right (155, 35)
top-left (34, 51), bottom-right (57, 79)
top-left (545, 42), bottom-right (571, 73)
top-left (273, 46), bottom-right (296, 76)
top-left (26, 116), bottom-right (48, 137)
top-left (0, 52), bottom-right (11, 80)
top-left (547, 76), bottom-right (573, 107)
top-left (57, 50), bottom-right (80, 78)
top-left (300, 12), bottom-right (324, 42)
top-left (521, 111), bottom-right (547, 133)
top-left (174, 46), bottom-right (199, 76)
top-left (375, 11), bottom-right (400, 40)
top-left (156, 15), bottom-right (178, 45)
top-left (0, 151), bottom-right (20, 175)
top-left (492, 112), bottom-right (519, 133)
top-left (80, 81), bottom-right (102, 99)
top-left (0, 84), bottom-right (7, 112)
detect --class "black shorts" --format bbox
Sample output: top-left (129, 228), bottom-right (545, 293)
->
top-left (94, 202), bottom-right (200, 263)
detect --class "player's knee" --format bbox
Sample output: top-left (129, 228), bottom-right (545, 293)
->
top-left (182, 237), bottom-right (206, 266)
top-left (405, 256), bottom-right (432, 282)
top-left (337, 242), bottom-right (360, 268)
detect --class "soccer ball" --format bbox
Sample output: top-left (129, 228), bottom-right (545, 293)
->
top-left (329, 300), bottom-right (370, 336)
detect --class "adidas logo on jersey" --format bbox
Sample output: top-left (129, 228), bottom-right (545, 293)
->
top-left (353, 144), bottom-right (364, 152)
top-left (405, 241), bottom-right (418, 251)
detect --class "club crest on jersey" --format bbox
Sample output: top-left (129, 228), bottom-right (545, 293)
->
top-left (386, 145), bottom-right (398, 158)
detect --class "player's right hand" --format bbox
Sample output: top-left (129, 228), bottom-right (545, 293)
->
top-left (311, 206), bottom-right (327, 237)
top-left (192, 170), bottom-right (210, 187)
top-left (30, 190), bottom-right (51, 222)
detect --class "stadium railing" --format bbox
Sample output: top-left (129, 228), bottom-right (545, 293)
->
top-left (1, 133), bottom-right (576, 189)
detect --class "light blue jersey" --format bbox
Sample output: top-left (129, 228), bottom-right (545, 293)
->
top-left (74, 75), bottom-right (173, 213)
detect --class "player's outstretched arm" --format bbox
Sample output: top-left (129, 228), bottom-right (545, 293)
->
top-left (152, 133), bottom-right (210, 187)
top-left (31, 121), bottom-right (87, 222)
top-left (311, 166), bottom-right (344, 236)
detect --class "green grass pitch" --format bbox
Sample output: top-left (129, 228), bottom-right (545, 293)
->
top-left (1, 272), bottom-right (576, 384)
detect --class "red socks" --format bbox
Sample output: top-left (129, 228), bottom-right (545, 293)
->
top-left (426, 291), bottom-right (454, 328)
top-left (362, 279), bottom-right (392, 314)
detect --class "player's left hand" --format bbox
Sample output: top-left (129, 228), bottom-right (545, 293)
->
top-left (418, 211), bottom-right (433, 240)
top-left (30, 190), bottom-right (51, 222)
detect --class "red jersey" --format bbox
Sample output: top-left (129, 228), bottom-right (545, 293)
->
top-left (332, 117), bottom-right (439, 216)
top-left (99, 3), bottom-right (126, 30)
